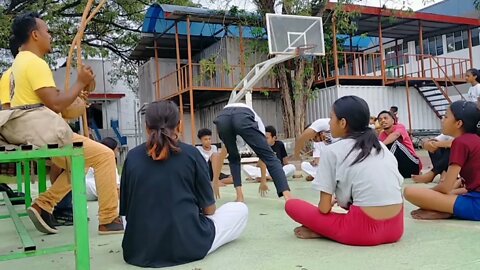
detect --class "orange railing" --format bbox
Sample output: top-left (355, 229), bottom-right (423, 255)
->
top-left (317, 52), bottom-right (470, 85)
top-left (318, 52), bottom-right (383, 80)
top-left (153, 64), bottom-right (277, 99)
top-left (383, 54), bottom-right (470, 81)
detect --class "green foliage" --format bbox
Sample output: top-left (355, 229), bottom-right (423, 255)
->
top-left (0, 0), bottom-right (197, 93)
top-left (199, 56), bottom-right (217, 78)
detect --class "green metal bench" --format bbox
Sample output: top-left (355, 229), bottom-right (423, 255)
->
top-left (0, 145), bottom-right (90, 269)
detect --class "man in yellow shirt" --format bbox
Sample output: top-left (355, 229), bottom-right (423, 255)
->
top-left (0, 68), bottom-right (13, 109)
top-left (10, 12), bottom-right (123, 234)
top-left (0, 36), bottom-right (21, 109)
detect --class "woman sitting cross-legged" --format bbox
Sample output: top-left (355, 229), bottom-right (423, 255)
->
top-left (404, 100), bottom-right (480, 221)
top-left (120, 101), bottom-right (248, 268)
top-left (285, 95), bottom-right (404, 246)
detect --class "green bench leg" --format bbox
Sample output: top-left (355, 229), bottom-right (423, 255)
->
top-left (37, 159), bottom-right (47, 194)
top-left (1, 192), bottom-right (36, 251)
top-left (16, 162), bottom-right (22, 193)
top-left (23, 162), bottom-right (31, 208)
top-left (71, 153), bottom-right (90, 270)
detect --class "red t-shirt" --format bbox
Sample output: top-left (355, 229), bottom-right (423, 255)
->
top-left (449, 133), bottom-right (480, 192)
top-left (379, 125), bottom-right (422, 168)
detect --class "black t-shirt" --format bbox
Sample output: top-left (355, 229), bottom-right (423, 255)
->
top-left (271, 140), bottom-right (288, 166)
top-left (120, 142), bottom-right (216, 268)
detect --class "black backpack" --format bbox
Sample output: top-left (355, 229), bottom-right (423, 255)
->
top-left (0, 183), bottom-right (25, 205)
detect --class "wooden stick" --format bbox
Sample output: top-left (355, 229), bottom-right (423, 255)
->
top-left (64, 0), bottom-right (107, 138)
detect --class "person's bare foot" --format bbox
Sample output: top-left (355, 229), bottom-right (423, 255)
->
top-left (412, 171), bottom-right (435, 183)
top-left (294, 226), bottom-right (322, 239)
top-left (411, 209), bottom-right (452, 220)
top-left (282, 190), bottom-right (293, 201)
top-left (292, 173), bottom-right (303, 179)
top-left (305, 175), bottom-right (314, 182)
top-left (235, 187), bottom-right (245, 202)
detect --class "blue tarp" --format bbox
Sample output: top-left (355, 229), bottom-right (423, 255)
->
top-left (142, 4), bottom-right (374, 49)
top-left (142, 4), bottom-right (266, 38)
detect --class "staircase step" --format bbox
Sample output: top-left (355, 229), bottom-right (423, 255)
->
top-left (432, 102), bottom-right (450, 106)
top-left (420, 88), bottom-right (440, 92)
top-left (423, 93), bottom-right (443, 98)
top-left (421, 89), bottom-right (441, 93)
top-left (428, 98), bottom-right (448, 102)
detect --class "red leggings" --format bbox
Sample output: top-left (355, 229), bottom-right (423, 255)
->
top-left (285, 199), bottom-right (404, 246)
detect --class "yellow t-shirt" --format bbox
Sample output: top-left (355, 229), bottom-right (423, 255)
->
top-left (0, 68), bottom-right (12, 105)
top-left (11, 51), bottom-right (56, 107)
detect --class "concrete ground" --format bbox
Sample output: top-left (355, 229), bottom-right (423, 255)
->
top-left (1, 151), bottom-right (480, 270)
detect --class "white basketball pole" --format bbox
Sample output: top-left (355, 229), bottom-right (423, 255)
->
top-left (228, 54), bottom-right (296, 105)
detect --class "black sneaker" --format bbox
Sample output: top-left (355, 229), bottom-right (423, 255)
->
top-left (98, 217), bottom-right (124, 235)
top-left (27, 204), bottom-right (59, 234)
top-left (53, 210), bottom-right (74, 226)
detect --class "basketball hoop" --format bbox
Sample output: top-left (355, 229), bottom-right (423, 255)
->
top-left (228, 14), bottom-right (325, 104)
top-left (295, 44), bottom-right (317, 56)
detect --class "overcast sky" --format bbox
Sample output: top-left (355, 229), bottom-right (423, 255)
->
top-left (196, 0), bottom-right (443, 12)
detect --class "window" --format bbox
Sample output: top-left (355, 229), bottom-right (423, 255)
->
top-left (473, 28), bottom-right (480, 47)
top-left (447, 29), bottom-right (480, 52)
top-left (415, 36), bottom-right (443, 56)
top-left (384, 43), bottom-right (409, 68)
top-left (435, 36), bottom-right (444, 55)
top-left (454, 31), bottom-right (463, 51)
top-left (446, 33), bottom-right (455, 52)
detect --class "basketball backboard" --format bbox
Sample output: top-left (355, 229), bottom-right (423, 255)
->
top-left (266, 13), bottom-right (325, 56)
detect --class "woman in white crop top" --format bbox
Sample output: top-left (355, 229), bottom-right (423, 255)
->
top-left (285, 95), bottom-right (404, 246)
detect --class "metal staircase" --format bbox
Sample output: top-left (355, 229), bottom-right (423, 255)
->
top-left (414, 81), bottom-right (451, 118)
top-left (413, 57), bottom-right (466, 119)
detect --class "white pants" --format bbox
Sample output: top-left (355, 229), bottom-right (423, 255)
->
top-left (85, 167), bottom-right (120, 201)
top-left (242, 164), bottom-right (296, 179)
top-left (207, 202), bottom-right (248, 254)
top-left (301, 162), bottom-right (318, 178)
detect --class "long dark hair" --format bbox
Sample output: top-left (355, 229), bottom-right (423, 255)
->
top-left (333, 96), bottom-right (383, 165)
top-left (467, 68), bottom-right (480, 83)
top-left (145, 101), bottom-right (181, 161)
top-left (450, 100), bottom-right (480, 136)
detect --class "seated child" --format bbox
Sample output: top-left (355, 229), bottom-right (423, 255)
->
top-left (196, 128), bottom-right (233, 185)
top-left (285, 95), bottom-right (404, 246)
top-left (120, 101), bottom-right (248, 268)
top-left (377, 110), bottom-right (421, 178)
top-left (301, 131), bottom-right (327, 181)
top-left (52, 137), bottom-right (121, 225)
top-left (412, 134), bottom-right (453, 183)
top-left (293, 118), bottom-right (334, 159)
top-left (404, 100), bottom-right (480, 221)
top-left (243, 125), bottom-right (296, 181)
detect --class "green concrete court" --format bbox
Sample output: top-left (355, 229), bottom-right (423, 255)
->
top-left (1, 179), bottom-right (480, 270)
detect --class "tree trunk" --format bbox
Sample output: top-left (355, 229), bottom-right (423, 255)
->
top-left (293, 58), bottom-right (306, 136)
top-left (277, 64), bottom-right (295, 138)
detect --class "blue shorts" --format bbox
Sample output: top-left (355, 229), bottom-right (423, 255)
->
top-left (453, 192), bottom-right (480, 221)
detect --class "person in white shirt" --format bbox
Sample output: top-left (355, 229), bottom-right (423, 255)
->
top-left (243, 125), bottom-right (296, 180)
top-left (293, 118), bottom-right (336, 160)
top-left (196, 128), bottom-right (233, 185)
top-left (85, 137), bottom-right (121, 201)
top-left (285, 95), bottom-right (404, 246)
top-left (53, 137), bottom-right (121, 225)
top-left (412, 133), bottom-right (453, 183)
top-left (466, 68), bottom-right (480, 104)
top-left (300, 132), bottom-right (327, 181)
top-left (213, 103), bottom-right (292, 202)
